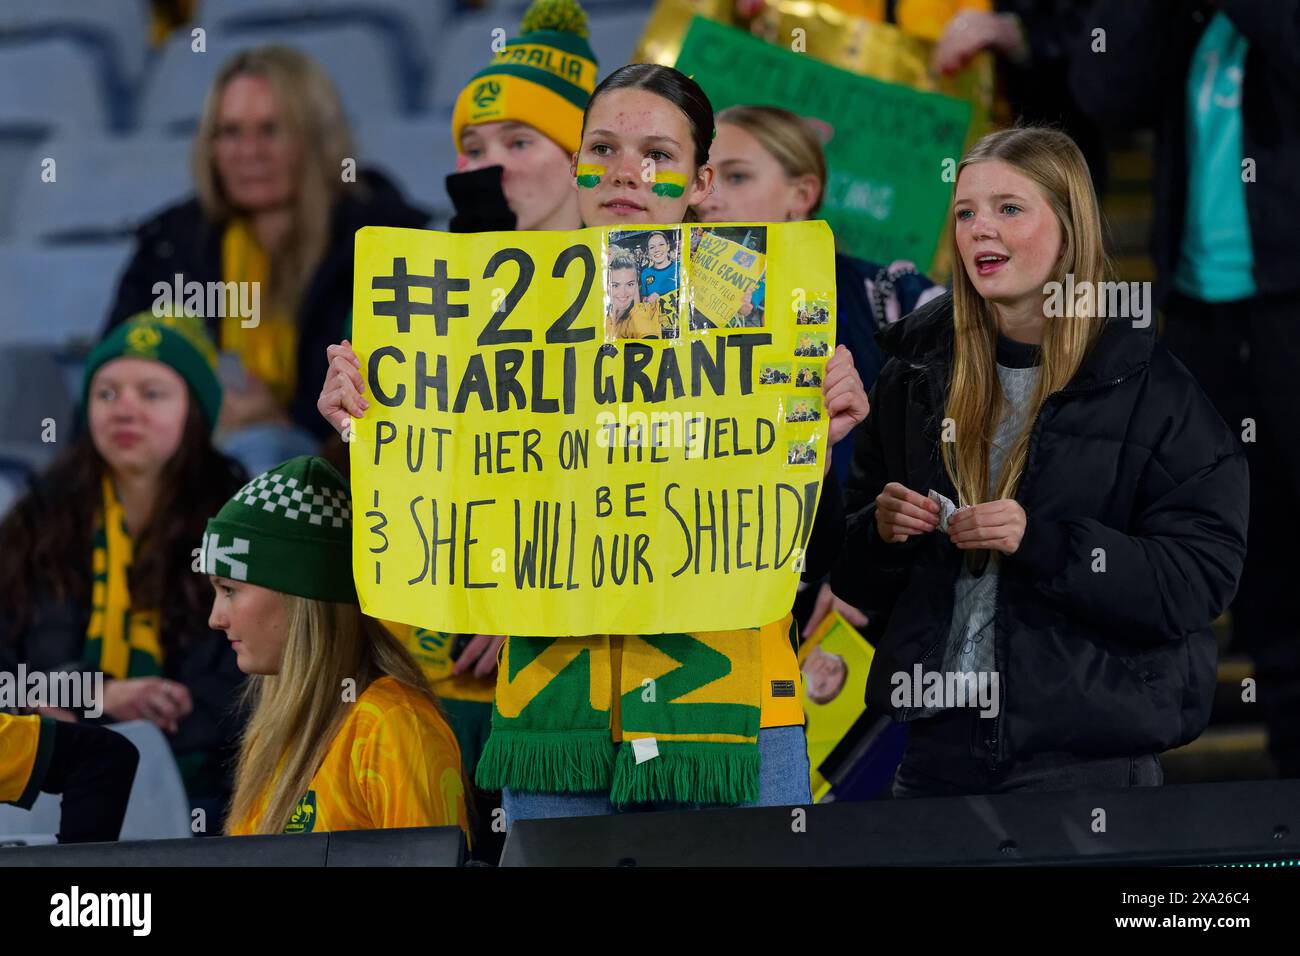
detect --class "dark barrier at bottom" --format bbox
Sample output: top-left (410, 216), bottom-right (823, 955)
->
top-left (499, 779), bottom-right (1300, 866)
top-left (0, 825), bottom-right (466, 867)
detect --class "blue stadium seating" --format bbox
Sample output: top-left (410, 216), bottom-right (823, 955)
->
top-left (6, 134), bottom-right (192, 242)
top-left (0, 36), bottom-right (110, 134)
top-left (137, 24), bottom-right (404, 134)
top-left (0, 240), bottom-right (134, 347)
top-left (355, 114), bottom-right (459, 222)
top-left (0, 0), bottom-right (151, 129)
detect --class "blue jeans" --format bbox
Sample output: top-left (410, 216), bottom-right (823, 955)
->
top-left (502, 725), bottom-right (812, 825)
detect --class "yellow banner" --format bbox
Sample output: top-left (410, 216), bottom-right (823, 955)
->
top-left (350, 221), bottom-right (836, 636)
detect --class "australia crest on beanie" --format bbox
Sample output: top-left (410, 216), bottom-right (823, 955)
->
top-left (202, 456), bottom-right (356, 603)
top-left (451, 0), bottom-right (599, 157)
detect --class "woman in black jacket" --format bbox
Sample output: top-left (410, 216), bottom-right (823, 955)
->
top-left (104, 45), bottom-right (428, 475)
top-left (831, 127), bottom-right (1248, 796)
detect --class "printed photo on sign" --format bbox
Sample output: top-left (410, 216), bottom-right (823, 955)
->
top-left (794, 331), bottom-right (830, 357)
top-left (786, 396), bottom-right (822, 422)
top-left (796, 298), bottom-right (830, 325)
top-left (786, 438), bottom-right (819, 466)
top-left (687, 225), bottom-right (767, 331)
top-left (803, 646), bottom-right (847, 705)
top-left (758, 361), bottom-right (791, 385)
top-left (606, 228), bottom-right (681, 340)
top-left (794, 363), bottom-right (825, 388)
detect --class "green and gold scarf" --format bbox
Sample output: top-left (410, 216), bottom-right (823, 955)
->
top-left (476, 631), bottom-right (763, 807)
top-left (84, 475), bottom-right (163, 678)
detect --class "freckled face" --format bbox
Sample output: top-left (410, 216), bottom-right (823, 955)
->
top-left (575, 88), bottom-right (712, 227)
top-left (954, 159), bottom-right (1063, 309)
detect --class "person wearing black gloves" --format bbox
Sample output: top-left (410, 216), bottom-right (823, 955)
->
top-left (831, 127), bottom-right (1248, 797)
top-left (2, 714), bottom-right (139, 843)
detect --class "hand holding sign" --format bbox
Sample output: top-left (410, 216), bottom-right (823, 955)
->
top-left (821, 344), bottom-right (868, 448)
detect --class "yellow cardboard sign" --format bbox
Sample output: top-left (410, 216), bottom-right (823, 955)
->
top-left (350, 221), bottom-right (836, 636)
top-left (798, 610), bottom-right (875, 801)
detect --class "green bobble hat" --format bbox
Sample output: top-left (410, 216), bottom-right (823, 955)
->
top-left (203, 456), bottom-right (357, 603)
top-left (82, 312), bottom-right (223, 434)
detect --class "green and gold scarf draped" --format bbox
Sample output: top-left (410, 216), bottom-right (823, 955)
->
top-left (84, 475), bottom-right (163, 678)
top-left (477, 631), bottom-right (762, 807)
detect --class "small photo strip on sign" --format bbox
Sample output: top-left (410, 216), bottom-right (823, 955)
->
top-left (758, 361), bottom-right (792, 385)
top-left (686, 225), bottom-right (767, 332)
top-left (605, 227), bottom-right (682, 341)
top-left (794, 331), bottom-right (831, 358)
top-left (794, 363), bottom-right (825, 388)
top-left (786, 436), bottom-right (820, 467)
top-left (785, 395), bottom-right (822, 423)
top-left (796, 298), bottom-right (831, 325)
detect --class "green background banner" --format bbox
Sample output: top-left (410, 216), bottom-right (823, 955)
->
top-left (675, 16), bottom-right (971, 272)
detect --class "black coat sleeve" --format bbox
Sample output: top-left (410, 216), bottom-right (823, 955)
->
top-left (800, 466), bottom-right (845, 583)
top-left (829, 372), bottom-right (924, 621)
top-left (1008, 368), bottom-right (1250, 645)
top-left (41, 719), bottom-right (139, 843)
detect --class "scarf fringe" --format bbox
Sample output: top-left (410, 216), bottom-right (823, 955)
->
top-left (475, 730), bottom-right (616, 794)
top-left (610, 742), bottom-right (761, 808)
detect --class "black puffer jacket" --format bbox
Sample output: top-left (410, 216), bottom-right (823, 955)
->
top-left (830, 293), bottom-right (1248, 765)
top-left (104, 170), bottom-right (429, 439)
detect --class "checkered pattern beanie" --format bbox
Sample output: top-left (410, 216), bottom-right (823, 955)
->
top-left (202, 456), bottom-right (356, 602)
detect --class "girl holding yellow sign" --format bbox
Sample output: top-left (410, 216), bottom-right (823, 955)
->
top-left (318, 65), bottom-right (869, 824)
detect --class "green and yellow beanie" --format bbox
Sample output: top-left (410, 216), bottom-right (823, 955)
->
top-left (82, 312), bottom-right (223, 434)
top-left (451, 0), bottom-right (599, 157)
top-left (202, 456), bottom-right (356, 603)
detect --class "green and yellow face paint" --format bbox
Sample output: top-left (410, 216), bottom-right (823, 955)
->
top-left (651, 169), bottom-right (688, 198)
top-left (575, 163), bottom-right (605, 189)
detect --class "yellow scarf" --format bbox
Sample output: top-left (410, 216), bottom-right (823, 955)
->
top-left (221, 218), bottom-right (298, 408)
top-left (85, 475), bottom-right (163, 678)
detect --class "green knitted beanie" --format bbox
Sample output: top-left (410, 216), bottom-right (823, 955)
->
top-left (82, 312), bottom-right (223, 434)
top-left (202, 456), bottom-right (356, 603)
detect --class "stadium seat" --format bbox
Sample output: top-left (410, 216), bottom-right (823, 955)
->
top-left (138, 24), bottom-right (404, 135)
top-left (6, 134), bottom-right (192, 242)
top-left (0, 36), bottom-right (110, 134)
top-left (427, 12), bottom-right (502, 113)
top-left (0, 0), bottom-right (151, 128)
top-left (356, 114), bottom-right (459, 221)
top-left (203, 0), bottom-right (458, 111)
top-left (0, 241), bottom-right (134, 348)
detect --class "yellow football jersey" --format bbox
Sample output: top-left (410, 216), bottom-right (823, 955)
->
top-left (228, 677), bottom-right (468, 835)
top-left (0, 713), bottom-right (52, 808)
